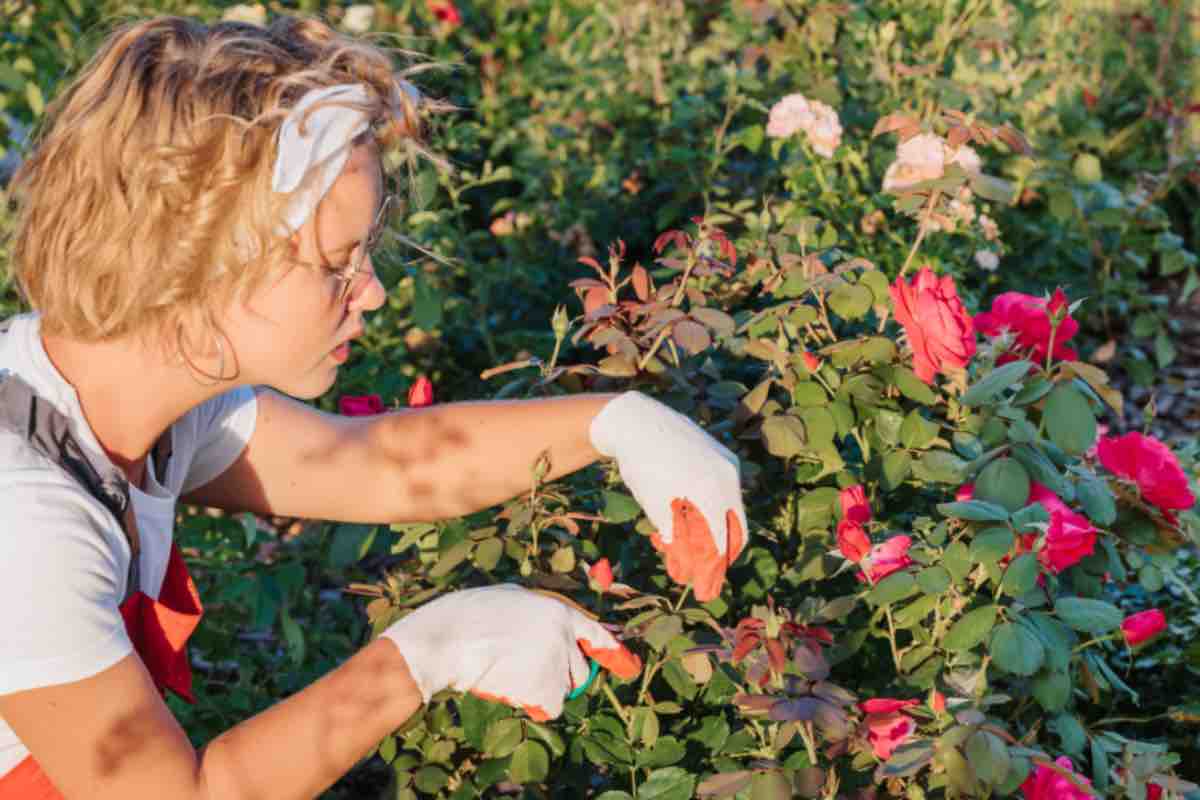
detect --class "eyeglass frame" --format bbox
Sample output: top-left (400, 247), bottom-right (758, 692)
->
top-left (287, 193), bottom-right (396, 302)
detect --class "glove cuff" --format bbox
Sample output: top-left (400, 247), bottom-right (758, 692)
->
top-left (380, 628), bottom-right (438, 704)
top-left (588, 390), bottom-right (651, 458)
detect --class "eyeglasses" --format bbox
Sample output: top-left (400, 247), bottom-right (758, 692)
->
top-left (290, 194), bottom-right (396, 302)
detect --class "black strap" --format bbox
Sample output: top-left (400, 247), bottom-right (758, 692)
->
top-left (0, 368), bottom-right (141, 603)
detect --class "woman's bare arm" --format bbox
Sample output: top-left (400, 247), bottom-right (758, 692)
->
top-left (0, 638), bottom-right (421, 800)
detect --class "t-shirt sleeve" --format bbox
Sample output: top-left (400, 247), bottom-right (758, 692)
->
top-left (181, 385), bottom-right (259, 495)
top-left (0, 478), bottom-right (133, 695)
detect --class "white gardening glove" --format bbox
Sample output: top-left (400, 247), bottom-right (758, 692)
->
top-left (589, 391), bottom-right (748, 602)
top-left (381, 584), bottom-right (641, 721)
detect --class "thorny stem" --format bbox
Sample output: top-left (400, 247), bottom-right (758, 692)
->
top-left (799, 720), bottom-right (819, 768)
top-left (638, 325), bottom-right (674, 371)
top-left (899, 191), bottom-right (939, 277)
top-left (672, 585), bottom-right (692, 613)
top-left (884, 606), bottom-right (903, 673)
top-left (603, 682), bottom-right (630, 726)
top-left (1073, 633), bottom-right (1119, 654)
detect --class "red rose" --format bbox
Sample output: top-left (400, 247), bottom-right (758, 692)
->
top-left (860, 535), bottom-right (913, 583)
top-left (839, 484), bottom-right (871, 525)
top-left (1096, 432), bottom-right (1196, 513)
top-left (588, 558), bottom-right (615, 591)
top-left (339, 394), bottom-right (385, 416)
top-left (407, 376), bottom-right (435, 407)
top-left (889, 267), bottom-right (976, 384)
top-left (1121, 609), bottom-right (1166, 647)
top-left (837, 520), bottom-right (871, 563)
top-left (858, 700), bottom-right (919, 760)
top-left (974, 288), bottom-right (1079, 365)
top-left (802, 351), bottom-right (821, 372)
top-left (929, 689), bottom-right (946, 714)
top-left (1028, 483), bottom-right (1097, 574)
top-left (1020, 757), bottom-right (1093, 800)
top-left (427, 0), bottom-right (462, 26)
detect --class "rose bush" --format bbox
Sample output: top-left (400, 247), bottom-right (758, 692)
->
top-left (4, 2), bottom-right (1199, 799)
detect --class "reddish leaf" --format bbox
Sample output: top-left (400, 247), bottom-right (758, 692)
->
top-left (765, 638), bottom-right (787, 673)
top-left (672, 319), bottom-right (712, 354)
top-left (872, 113), bottom-right (920, 138)
top-left (632, 264), bottom-right (651, 301)
top-left (577, 256), bottom-right (604, 273)
top-left (583, 287), bottom-right (608, 314)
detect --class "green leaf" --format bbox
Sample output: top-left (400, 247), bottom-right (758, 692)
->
top-left (943, 541), bottom-right (971, 583)
top-left (892, 366), bottom-right (938, 404)
top-left (639, 767), bottom-right (697, 800)
top-left (965, 730), bottom-right (1011, 786)
top-left (961, 361), bottom-right (1035, 406)
top-left (943, 605), bottom-right (998, 651)
top-left (915, 451), bottom-right (969, 484)
top-left (1076, 476), bottom-right (1117, 526)
top-left (414, 766), bottom-right (449, 793)
top-left (429, 539), bottom-right (474, 578)
top-left (900, 409), bottom-right (939, 449)
top-left (990, 621), bottom-right (1045, 676)
top-left (881, 451), bottom-right (912, 490)
top-left (1055, 597), bottom-right (1123, 634)
top-left (412, 270), bottom-right (445, 330)
top-left (1001, 554), bottom-right (1040, 597)
top-left (329, 524), bottom-right (377, 568)
top-left (482, 718), bottom-right (524, 758)
top-left (1011, 502), bottom-right (1051, 533)
top-left (1032, 669), bottom-right (1071, 712)
top-left (1044, 385), bottom-right (1097, 456)
top-left (879, 740), bottom-right (936, 778)
top-left (1048, 714), bottom-right (1087, 757)
top-left (603, 491), bottom-right (641, 523)
top-left (971, 527), bottom-right (1016, 565)
top-left (750, 770), bottom-right (793, 800)
top-left (458, 694), bottom-right (511, 750)
top-left (638, 736), bottom-right (687, 768)
top-left (868, 572), bottom-right (918, 606)
top-left (937, 500), bottom-right (1010, 522)
top-left (761, 414), bottom-right (807, 458)
top-left (974, 457), bottom-right (1032, 512)
top-left (828, 283), bottom-right (874, 320)
top-left (509, 740), bottom-right (549, 783)
top-left (800, 407), bottom-right (837, 448)
top-left (474, 537), bottom-right (504, 571)
top-left (917, 566), bottom-right (952, 595)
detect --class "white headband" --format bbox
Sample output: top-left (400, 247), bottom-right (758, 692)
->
top-left (272, 81), bottom-right (420, 232)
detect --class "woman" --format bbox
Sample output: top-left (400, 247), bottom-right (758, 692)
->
top-left (0, 15), bottom-right (746, 799)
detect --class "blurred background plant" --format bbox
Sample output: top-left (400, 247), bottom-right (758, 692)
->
top-left (2, 0), bottom-right (1199, 797)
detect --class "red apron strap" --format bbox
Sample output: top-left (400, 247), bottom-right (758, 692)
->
top-left (0, 755), bottom-right (64, 799)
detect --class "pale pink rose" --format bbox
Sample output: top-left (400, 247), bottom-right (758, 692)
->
top-left (979, 214), bottom-right (1000, 241)
top-left (974, 250), bottom-right (1000, 271)
top-left (883, 133), bottom-right (947, 192)
top-left (766, 94), bottom-right (814, 139)
top-left (949, 144), bottom-right (983, 175)
top-left (806, 100), bottom-right (843, 157)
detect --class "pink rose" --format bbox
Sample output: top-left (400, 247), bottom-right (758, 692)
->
top-left (339, 394), bottom-right (385, 416)
top-left (1121, 609), bottom-right (1166, 647)
top-left (859, 698), bottom-right (920, 715)
top-left (889, 267), bottom-right (976, 384)
top-left (1027, 483), bottom-right (1097, 574)
top-left (407, 376), bottom-right (435, 407)
top-left (974, 289), bottom-right (1079, 365)
top-left (839, 485), bottom-right (872, 525)
top-left (837, 520), bottom-right (871, 564)
top-left (766, 94), bottom-right (814, 139)
top-left (805, 100), bottom-right (843, 157)
top-left (1096, 432), bottom-right (1196, 513)
top-left (1020, 757), bottom-right (1093, 800)
top-left (589, 558), bottom-right (615, 592)
top-left (860, 535), bottom-right (914, 583)
top-left (859, 701), bottom-right (918, 760)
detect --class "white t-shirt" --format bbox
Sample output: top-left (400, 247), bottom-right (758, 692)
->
top-left (0, 313), bottom-right (258, 777)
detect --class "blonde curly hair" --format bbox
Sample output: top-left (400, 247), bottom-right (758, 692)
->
top-left (7, 14), bottom-right (431, 358)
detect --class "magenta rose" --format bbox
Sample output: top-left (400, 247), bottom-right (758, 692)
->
top-left (858, 698), bottom-right (920, 760)
top-left (1020, 756), bottom-right (1093, 800)
top-left (974, 288), bottom-right (1079, 365)
top-left (1028, 483), bottom-right (1097, 574)
top-left (1121, 609), bottom-right (1167, 647)
top-left (859, 535), bottom-right (914, 583)
top-left (339, 394), bottom-right (385, 416)
top-left (1096, 432), bottom-right (1196, 514)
